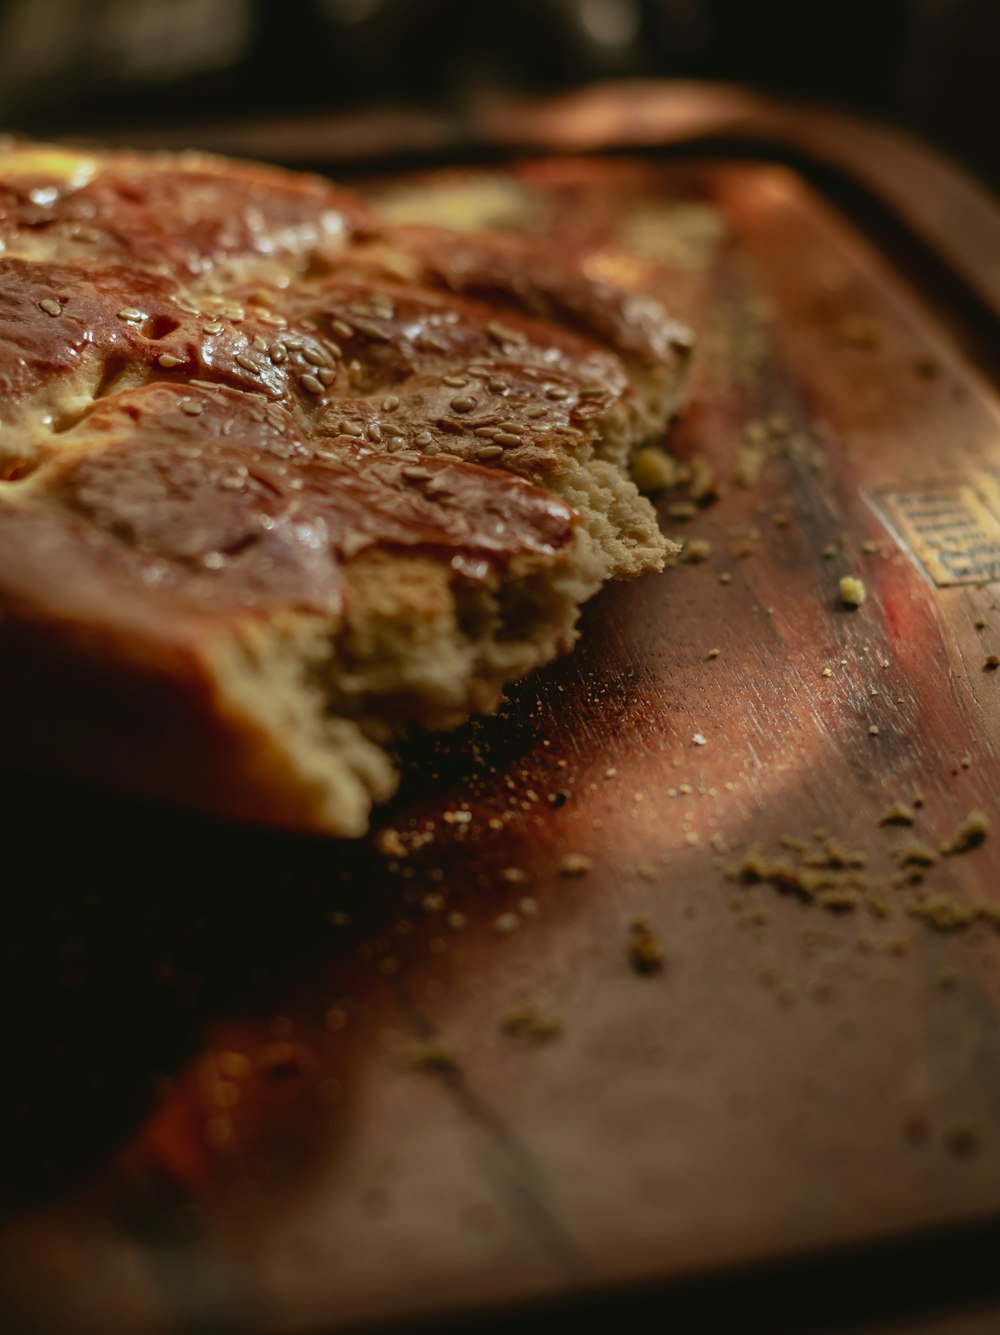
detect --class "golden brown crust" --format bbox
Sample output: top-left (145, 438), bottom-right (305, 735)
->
top-left (0, 141), bottom-right (692, 832)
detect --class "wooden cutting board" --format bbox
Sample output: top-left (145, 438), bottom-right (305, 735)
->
top-left (3, 85), bottom-right (1000, 1335)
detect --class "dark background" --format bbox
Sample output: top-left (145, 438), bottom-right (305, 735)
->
top-left (0, 0), bottom-right (997, 185)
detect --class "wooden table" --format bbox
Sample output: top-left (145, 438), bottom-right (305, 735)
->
top-left (3, 84), bottom-right (1000, 1335)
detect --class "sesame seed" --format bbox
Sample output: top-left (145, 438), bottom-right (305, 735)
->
top-left (488, 321), bottom-right (525, 345)
top-left (252, 335), bottom-right (268, 353)
top-left (300, 373), bottom-right (324, 395)
top-left (496, 420), bottom-right (524, 434)
top-left (234, 352), bottom-right (258, 373)
top-left (318, 367), bottom-right (335, 385)
top-left (189, 378), bottom-right (219, 390)
top-left (416, 332), bottom-right (448, 352)
top-left (478, 445), bottom-right (503, 458)
top-left (381, 395), bottom-right (400, 411)
top-left (117, 307), bottom-right (144, 322)
top-left (202, 322), bottom-right (224, 335)
top-left (493, 432), bottom-right (521, 447)
top-left (579, 385), bottom-right (605, 399)
top-left (474, 427), bottom-right (498, 438)
top-left (450, 394), bottom-right (477, 412)
top-left (415, 430), bottom-right (433, 446)
top-left (257, 310), bottom-right (287, 327)
top-left (331, 319), bottom-right (353, 340)
top-left (220, 476), bottom-right (245, 490)
top-left (442, 375), bottom-right (468, 388)
top-left (353, 319), bottom-right (390, 342)
top-left (179, 399), bottom-right (204, 416)
top-left (303, 346), bottom-right (328, 367)
top-left (158, 353), bottom-right (184, 369)
top-left (545, 385), bottom-right (569, 401)
top-left (368, 422), bottom-right (382, 442)
top-left (339, 420), bottom-right (364, 437)
top-left (38, 298), bottom-right (62, 317)
top-left (524, 405), bottom-right (547, 420)
top-left (488, 378), bottom-right (509, 393)
top-left (269, 341), bottom-right (287, 363)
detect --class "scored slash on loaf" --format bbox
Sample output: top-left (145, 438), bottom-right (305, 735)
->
top-left (0, 141), bottom-right (692, 834)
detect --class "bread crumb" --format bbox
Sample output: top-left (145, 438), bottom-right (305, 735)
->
top-left (908, 895), bottom-right (976, 930)
top-left (375, 827), bottom-right (407, 858)
top-left (631, 444), bottom-right (680, 495)
top-left (628, 918), bottom-right (664, 974)
top-left (560, 853), bottom-right (592, 876)
top-left (692, 733), bottom-right (707, 746)
top-left (501, 1007), bottom-right (562, 1042)
top-left (984, 654), bottom-right (999, 671)
top-left (897, 837), bottom-right (937, 867)
top-left (840, 575), bottom-right (867, 607)
top-left (707, 647), bottom-right (720, 660)
top-left (735, 439), bottom-right (767, 489)
top-left (868, 725), bottom-right (880, 736)
top-left (406, 1040), bottom-right (457, 1073)
top-left (942, 809), bottom-right (988, 855)
top-left (494, 912), bottom-right (521, 935)
top-left (681, 538), bottom-right (712, 563)
top-left (880, 802), bottom-right (915, 826)
top-left (500, 867), bottom-right (527, 885)
top-left (821, 667), bottom-right (833, 678)
top-left (689, 455), bottom-right (718, 503)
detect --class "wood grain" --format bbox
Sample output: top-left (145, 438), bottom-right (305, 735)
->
top-left (3, 99), bottom-right (1000, 1335)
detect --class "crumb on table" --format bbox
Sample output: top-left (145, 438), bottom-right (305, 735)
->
top-left (628, 918), bottom-right (664, 975)
top-left (840, 575), bottom-right (867, 608)
top-left (560, 852), bottom-right (592, 876)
